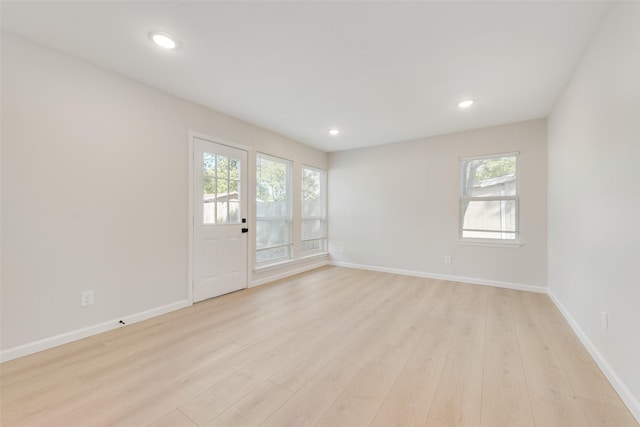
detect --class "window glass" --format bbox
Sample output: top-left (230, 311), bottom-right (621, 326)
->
top-left (460, 154), bottom-right (518, 240)
top-left (256, 154), bottom-right (292, 263)
top-left (204, 153), bottom-right (241, 225)
top-left (301, 166), bottom-right (327, 254)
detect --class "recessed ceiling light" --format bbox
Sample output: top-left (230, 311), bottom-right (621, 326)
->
top-left (329, 129), bottom-right (340, 136)
top-left (458, 99), bottom-right (475, 108)
top-left (149, 32), bottom-right (177, 49)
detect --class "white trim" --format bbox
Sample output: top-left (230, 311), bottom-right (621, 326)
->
top-left (190, 130), bottom-right (251, 152)
top-left (301, 164), bottom-right (327, 174)
top-left (188, 131), bottom-right (195, 304)
top-left (251, 259), bottom-right (329, 287)
top-left (254, 252), bottom-right (328, 273)
top-left (547, 290), bottom-right (640, 424)
top-left (254, 251), bottom-right (294, 270)
top-left (457, 239), bottom-right (523, 248)
top-left (459, 150), bottom-right (521, 161)
top-left (330, 261), bottom-right (546, 293)
top-left (256, 151), bottom-right (292, 164)
top-left (0, 300), bottom-right (191, 363)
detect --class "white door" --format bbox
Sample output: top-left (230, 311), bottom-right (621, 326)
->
top-left (193, 137), bottom-right (248, 302)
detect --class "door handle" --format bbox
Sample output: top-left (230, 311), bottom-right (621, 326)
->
top-left (242, 228), bottom-right (249, 233)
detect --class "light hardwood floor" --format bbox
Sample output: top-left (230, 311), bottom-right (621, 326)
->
top-left (1, 266), bottom-right (637, 426)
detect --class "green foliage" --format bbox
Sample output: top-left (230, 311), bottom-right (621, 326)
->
top-left (461, 155), bottom-right (516, 217)
top-left (257, 157), bottom-right (287, 201)
top-left (203, 153), bottom-right (240, 195)
top-left (302, 168), bottom-right (321, 201)
top-left (473, 156), bottom-right (516, 181)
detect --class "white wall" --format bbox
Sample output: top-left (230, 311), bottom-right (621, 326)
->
top-left (1, 34), bottom-right (328, 355)
top-left (329, 119), bottom-right (547, 289)
top-left (548, 1), bottom-right (640, 417)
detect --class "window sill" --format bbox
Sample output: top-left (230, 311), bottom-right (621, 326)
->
top-left (254, 252), bottom-right (329, 273)
top-left (457, 239), bottom-right (523, 248)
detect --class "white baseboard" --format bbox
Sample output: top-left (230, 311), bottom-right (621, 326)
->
top-left (2, 256), bottom-right (331, 363)
top-left (251, 259), bottom-right (330, 287)
top-left (330, 261), bottom-right (547, 293)
top-left (547, 290), bottom-right (640, 424)
top-left (0, 299), bottom-right (191, 363)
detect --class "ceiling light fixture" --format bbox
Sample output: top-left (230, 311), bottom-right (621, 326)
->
top-left (329, 129), bottom-right (340, 136)
top-left (149, 32), bottom-right (178, 49)
top-left (457, 99), bottom-right (475, 108)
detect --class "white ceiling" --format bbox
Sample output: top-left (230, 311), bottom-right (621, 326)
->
top-left (1, 1), bottom-right (609, 152)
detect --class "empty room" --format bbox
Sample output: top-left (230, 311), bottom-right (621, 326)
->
top-left (1, 1), bottom-right (639, 426)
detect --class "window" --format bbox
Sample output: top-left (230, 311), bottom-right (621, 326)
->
top-left (301, 166), bottom-right (327, 254)
top-left (256, 154), bottom-right (292, 263)
top-left (460, 153), bottom-right (518, 240)
top-left (202, 152), bottom-right (241, 224)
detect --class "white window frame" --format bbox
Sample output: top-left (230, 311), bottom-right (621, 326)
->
top-left (256, 153), bottom-right (292, 265)
top-left (459, 152), bottom-right (520, 245)
top-left (301, 165), bottom-right (328, 256)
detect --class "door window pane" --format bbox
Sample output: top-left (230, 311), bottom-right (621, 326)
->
top-left (216, 155), bottom-right (229, 179)
top-left (216, 179), bottom-right (228, 199)
top-left (229, 202), bottom-right (239, 223)
top-left (216, 202), bottom-right (228, 223)
top-left (229, 158), bottom-right (239, 180)
top-left (203, 152), bottom-right (242, 224)
top-left (228, 180), bottom-right (238, 195)
top-left (204, 153), bottom-right (216, 176)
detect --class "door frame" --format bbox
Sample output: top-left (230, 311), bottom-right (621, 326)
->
top-left (187, 131), bottom-right (252, 304)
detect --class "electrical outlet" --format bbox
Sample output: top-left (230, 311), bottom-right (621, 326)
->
top-left (81, 290), bottom-right (94, 307)
top-left (445, 256), bottom-right (452, 264)
top-left (601, 312), bottom-right (608, 331)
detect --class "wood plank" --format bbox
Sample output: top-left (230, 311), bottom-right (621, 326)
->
top-left (481, 288), bottom-right (535, 427)
top-left (335, 275), bottom-right (424, 368)
top-left (205, 380), bottom-right (292, 427)
top-left (179, 370), bottom-right (264, 426)
top-left (510, 291), bottom-right (591, 426)
top-left (261, 359), bottom-right (360, 427)
top-left (1, 267), bottom-right (634, 427)
top-left (529, 292), bottom-right (626, 409)
top-left (371, 282), bottom-right (463, 427)
top-left (577, 396), bottom-right (639, 427)
top-left (1, 352), bottom-right (177, 426)
top-left (318, 282), bottom-right (436, 426)
top-left (269, 273), bottom-right (399, 392)
top-left (148, 409), bottom-right (197, 427)
top-left (427, 284), bottom-right (488, 426)
top-left (180, 330), bottom-right (325, 425)
top-left (44, 329), bottom-right (296, 426)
